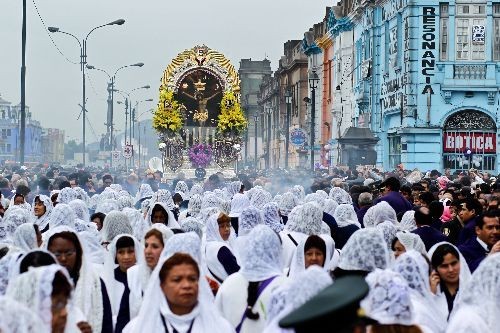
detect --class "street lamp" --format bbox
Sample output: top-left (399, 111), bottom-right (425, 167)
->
top-left (48, 18), bottom-right (125, 166)
top-left (253, 114), bottom-right (259, 169)
top-left (308, 69), bottom-right (320, 172)
top-left (284, 88), bottom-right (292, 170)
top-left (263, 105), bottom-right (274, 170)
top-left (86, 62), bottom-right (144, 152)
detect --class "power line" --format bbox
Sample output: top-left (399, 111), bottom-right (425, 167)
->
top-left (31, 0), bottom-right (79, 65)
top-left (87, 72), bottom-right (106, 100)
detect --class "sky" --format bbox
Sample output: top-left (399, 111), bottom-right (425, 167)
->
top-left (0, 0), bottom-right (331, 143)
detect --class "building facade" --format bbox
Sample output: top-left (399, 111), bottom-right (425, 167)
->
top-left (0, 94), bottom-right (43, 163)
top-left (333, 0), bottom-right (500, 173)
top-left (41, 128), bottom-right (65, 164)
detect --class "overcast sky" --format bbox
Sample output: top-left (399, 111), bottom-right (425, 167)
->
top-left (0, 0), bottom-right (331, 143)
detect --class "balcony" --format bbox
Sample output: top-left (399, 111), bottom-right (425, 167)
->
top-left (453, 64), bottom-right (486, 80)
top-left (439, 62), bottom-right (498, 90)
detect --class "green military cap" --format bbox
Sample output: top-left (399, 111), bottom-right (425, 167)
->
top-left (279, 276), bottom-right (369, 333)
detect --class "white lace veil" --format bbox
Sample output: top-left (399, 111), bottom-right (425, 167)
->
top-left (6, 264), bottom-right (74, 332)
top-left (284, 203), bottom-right (323, 235)
top-left (238, 206), bottom-right (264, 237)
top-left (337, 228), bottom-right (390, 272)
top-left (364, 201), bottom-right (397, 227)
top-left (360, 269), bottom-right (414, 326)
top-left (47, 203), bottom-right (77, 230)
top-left (0, 296), bottom-right (40, 333)
top-left (427, 241), bottom-right (470, 289)
top-left (399, 210), bottom-right (417, 232)
top-left (146, 202), bottom-right (179, 228)
top-left (0, 247), bottom-right (23, 295)
top-left (2, 207), bottom-right (31, 240)
top-left (322, 198), bottom-right (338, 217)
top-left (329, 187), bottom-right (352, 204)
top-left (57, 187), bottom-right (78, 204)
top-left (181, 217), bottom-right (204, 239)
top-left (101, 210), bottom-right (134, 243)
top-left (31, 195), bottom-right (53, 230)
top-left (278, 192), bottom-right (299, 217)
top-left (396, 231), bottom-right (427, 256)
top-left (239, 224), bottom-right (283, 282)
top-left (333, 204), bottom-right (361, 228)
top-left (229, 193), bottom-right (250, 218)
top-left (12, 223), bottom-right (38, 251)
top-left (262, 202), bottom-right (284, 233)
top-left (250, 189), bottom-right (273, 210)
top-left (69, 199), bottom-right (90, 222)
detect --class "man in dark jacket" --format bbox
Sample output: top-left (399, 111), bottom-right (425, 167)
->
top-left (459, 212), bottom-right (500, 272)
top-left (412, 206), bottom-right (448, 251)
top-left (373, 177), bottom-right (413, 216)
top-left (457, 198), bottom-right (483, 245)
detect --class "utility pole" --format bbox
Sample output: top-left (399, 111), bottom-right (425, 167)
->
top-left (20, 0), bottom-right (27, 165)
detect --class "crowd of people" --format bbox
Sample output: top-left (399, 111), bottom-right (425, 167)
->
top-left (0, 163), bottom-right (499, 333)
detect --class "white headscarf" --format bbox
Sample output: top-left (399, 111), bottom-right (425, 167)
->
top-left (68, 199), bottom-right (90, 222)
top-left (264, 266), bottom-right (332, 333)
top-left (146, 202), bottom-right (180, 228)
top-left (2, 206), bottom-right (31, 240)
top-left (153, 189), bottom-right (175, 210)
top-left (135, 184), bottom-right (154, 203)
top-left (284, 203), bottom-right (323, 235)
top-left (95, 199), bottom-right (120, 214)
top-left (103, 233), bottom-right (144, 315)
top-left (303, 193), bottom-right (325, 207)
top-left (31, 195), bottom-right (53, 230)
top-left (250, 189), bottom-right (273, 210)
top-left (186, 194), bottom-right (202, 217)
top-left (101, 210), bottom-right (134, 243)
top-left (392, 250), bottom-right (447, 333)
top-left (174, 181), bottom-right (189, 197)
top-left (181, 217), bottom-right (204, 239)
top-left (376, 221), bottom-right (399, 252)
top-left (278, 192), bottom-right (299, 217)
top-left (239, 225), bottom-right (282, 282)
top-left (0, 296), bottom-right (40, 333)
top-left (238, 206), bottom-right (264, 237)
top-left (262, 202), bottom-right (284, 233)
top-left (396, 231), bottom-right (427, 256)
top-left (47, 203), bottom-right (77, 230)
top-left (189, 184), bottom-right (203, 197)
top-left (43, 226), bottom-right (105, 332)
top-left (428, 241), bottom-right (470, 289)
top-left (361, 269), bottom-right (414, 326)
top-left (79, 230), bottom-right (106, 265)
top-left (128, 233), bottom-right (231, 333)
top-left (288, 234), bottom-right (333, 278)
top-left (122, 207), bottom-right (149, 241)
top-left (12, 223), bottom-right (38, 251)
top-left (334, 204), bottom-right (361, 228)
top-left (329, 187), bottom-right (352, 204)
top-left (205, 213), bottom-right (236, 246)
top-left (291, 185), bottom-right (305, 201)
top-left (364, 201), bottom-right (398, 227)
top-left (322, 198), bottom-right (338, 217)
top-left (6, 264), bottom-right (77, 333)
top-left (337, 228), bottom-right (390, 272)
top-left (229, 193), bottom-right (250, 218)
top-left (0, 247), bottom-right (22, 295)
top-left (399, 210), bottom-right (417, 232)
top-left (447, 253), bottom-right (500, 333)
top-left (57, 187), bottom-right (78, 204)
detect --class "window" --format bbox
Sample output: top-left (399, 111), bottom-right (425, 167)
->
top-left (440, 4), bottom-right (449, 60)
top-left (388, 135), bottom-right (401, 169)
top-left (455, 3), bottom-right (486, 61)
top-left (494, 4), bottom-right (500, 60)
top-left (6, 144), bottom-right (11, 153)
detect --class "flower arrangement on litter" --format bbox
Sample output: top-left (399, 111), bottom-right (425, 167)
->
top-left (216, 91), bottom-right (247, 135)
top-left (188, 143), bottom-right (213, 168)
top-left (153, 89), bottom-right (184, 134)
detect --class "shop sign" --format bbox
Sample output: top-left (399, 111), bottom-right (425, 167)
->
top-left (421, 6), bottom-right (437, 94)
top-left (443, 132), bottom-right (496, 153)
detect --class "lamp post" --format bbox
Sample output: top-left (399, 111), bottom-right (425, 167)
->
top-left (264, 105), bottom-right (273, 169)
top-left (253, 114), bottom-right (259, 170)
top-left (86, 62), bottom-right (144, 152)
top-left (48, 19), bottom-right (125, 166)
top-left (284, 88), bottom-right (292, 170)
top-left (132, 99), bottom-right (153, 167)
top-left (308, 69), bottom-right (320, 172)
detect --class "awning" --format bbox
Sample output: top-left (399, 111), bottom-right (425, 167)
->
top-left (337, 127), bottom-right (379, 145)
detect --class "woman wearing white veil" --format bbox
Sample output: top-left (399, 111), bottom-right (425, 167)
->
top-left (31, 194), bottom-right (53, 233)
top-left (146, 202), bottom-right (180, 228)
top-left (392, 250), bottom-right (447, 333)
top-left (127, 224), bottom-right (174, 320)
top-left (215, 225), bottom-right (286, 333)
top-left (263, 266), bottom-right (332, 333)
top-left (0, 296), bottom-right (40, 333)
top-left (428, 241), bottom-right (471, 319)
top-left (102, 233), bottom-right (144, 333)
top-left (44, 226), bottom-right (113, 333)
top-left (446, 253), bottom-right (500, 333)
top-left (12, 223), bottom-right (40, 251)
top-left (6, 264), bottom-right (90, 333)
top-left (123, 233), bottom-right (232, 333)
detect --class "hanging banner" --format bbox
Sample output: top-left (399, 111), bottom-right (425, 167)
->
top-left (443, 132), bottom-right (496, 153)
top-left (123, 145), bottom-right (133, 159)
top-left (112, 151), bottom-right (121, 162)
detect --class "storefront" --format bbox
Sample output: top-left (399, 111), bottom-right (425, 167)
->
top-left (442, 110), bottom-right (497, 172)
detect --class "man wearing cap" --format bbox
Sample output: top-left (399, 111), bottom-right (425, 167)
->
top-left (373, 177), bottom-right (413, 216)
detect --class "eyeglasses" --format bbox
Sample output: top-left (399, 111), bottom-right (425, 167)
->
top-left (53, 249), bottom-right (76, 258)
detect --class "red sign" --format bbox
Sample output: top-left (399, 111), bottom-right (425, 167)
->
top-left (443, 132), bottom-right (496, 153)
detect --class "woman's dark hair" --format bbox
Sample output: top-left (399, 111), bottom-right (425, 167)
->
top-left (34, 196), bottom-right (43, 206)
top-left (172, 193), bottom-right (183, 203)
top-left (144, 229), bottom-right (164, 247)
top-left (171, 228), bottom-right (185, 234)
top-left (151, 204), bottom-right (168, 223)
top-left (304, 235), bottom-right (326, 257)
top-left (13, 193), bottom-right (24, 202)
top-left (370, 324), bottom-right (423, 333)
top-left (245, 282), bottom-right (260, 320)
top-left (90, 212), bottom-right (106, 224)
top-left (159, 253), bottom-right (200, 283)
top-left (115, 235), bottom-right (135, 250)
top-left (0, 246), bottom-right (9, 260)
top-left (19, 251), bottom-right (56, 273)
top-left (47, 231), bottom-right (83, 281)
top-left (431, 244), bottom-right (459, 270)
top-left (52, 271), bottom-right (72, 298)
top-left (391, 237), bottom-right (400, 251)
top-left (217, 212), bottom-right (231, 225)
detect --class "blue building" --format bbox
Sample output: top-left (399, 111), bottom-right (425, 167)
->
top-left (332, 0), bottom-right (500, 173)
top-left (0, 94), bottom-right (43, 163)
